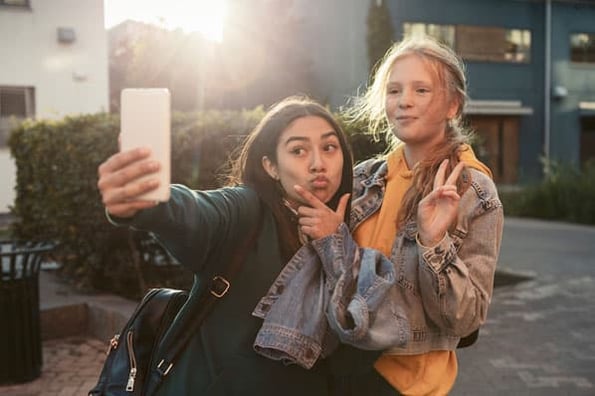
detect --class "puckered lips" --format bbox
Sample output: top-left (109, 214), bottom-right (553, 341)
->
top-left (310, 175), bottom-right (330, 189)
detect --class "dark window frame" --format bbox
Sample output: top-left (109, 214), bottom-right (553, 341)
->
top-left (402, 22), bottom-right (532, 64)
top-left (0, 86), bottom-right (35, 147)
top-left (0, 0), bottom-right (30, 9)
top-left (570, 32), bottom-right (595, 64)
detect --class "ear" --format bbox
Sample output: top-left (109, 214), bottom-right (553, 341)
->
top-left (446, 97), bottom-right (460, 120)
top-left (262, 156), bottom-right (279, 180)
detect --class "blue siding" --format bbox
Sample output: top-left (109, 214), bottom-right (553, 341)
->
top-left (384, 0), bottom-right (595, 182)
top-left (550, 3), bottom-right (595, 165)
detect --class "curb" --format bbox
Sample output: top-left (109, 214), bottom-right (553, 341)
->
top-left (40, 270), bottom-right (137, 343)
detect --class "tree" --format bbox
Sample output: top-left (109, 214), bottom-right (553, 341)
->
top-left (216, 0), bottom-right (320, 109)
top-left (366, 0), bottom-right (395, 73)
top-left (108, 1), bottom-right (321, 113)
top-left (108, 21), bottom-right (212, 112)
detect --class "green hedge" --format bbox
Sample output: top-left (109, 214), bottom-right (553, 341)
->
top-left (7, 109), bottom-right (383, 298)
top-left (499, 160), bottom-right (595, 225)
top-left (7, 110), bottom-right (266, 298)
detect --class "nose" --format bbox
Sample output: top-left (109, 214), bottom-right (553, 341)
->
top-left (398, 88), bottom-right (413, 109)
top-left (310, 149), bottom-right (326, 173)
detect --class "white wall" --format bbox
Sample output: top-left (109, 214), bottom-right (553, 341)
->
top-left (0, 0), bottom-right (108, 212)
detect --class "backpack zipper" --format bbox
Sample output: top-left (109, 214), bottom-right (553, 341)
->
top-left (125, 330), bottom-right (138, 392)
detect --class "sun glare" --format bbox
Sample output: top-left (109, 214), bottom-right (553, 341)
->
top-left (105, 0), bottom-right (227, 42)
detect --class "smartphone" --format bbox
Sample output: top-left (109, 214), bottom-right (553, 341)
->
top-left (120, 88), bottom-right (171, 202)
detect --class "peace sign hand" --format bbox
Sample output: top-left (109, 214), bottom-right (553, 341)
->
top-left (294, 185), bottom-right (350, 241)
top-left (417, 159), bottom-right (465, 247)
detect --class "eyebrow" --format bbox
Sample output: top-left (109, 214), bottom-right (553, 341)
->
top-left (387, 80), bottom-right (432, 86)
top-left (283, 131), bottom-right (338, 146)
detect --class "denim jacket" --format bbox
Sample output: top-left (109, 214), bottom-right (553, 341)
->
top-left (345, 157), bottom-right (504, 354)
top-left (253, 229), bottom-right (409, 369)
top-left (254, 156), bottom-right (503, 363)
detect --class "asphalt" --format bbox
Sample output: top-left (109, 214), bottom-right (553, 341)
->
top-left (453, 217), bottom-right (595, 395)
top-left (1, 216), bottom-right (595, 395)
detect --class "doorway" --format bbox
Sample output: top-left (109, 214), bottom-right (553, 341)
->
top-left (467, 115), bottom-right (520, 184)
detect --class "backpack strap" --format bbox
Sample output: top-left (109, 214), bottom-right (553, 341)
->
top-left (144, 203), bottom-right (264, 395)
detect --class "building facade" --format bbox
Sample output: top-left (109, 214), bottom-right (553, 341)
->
top-left (0, 0), bottom-right (108, 212)
top-left (298, 0), bottom-right (595, 184)
top-left (384, 0), bottom-right (595, 184)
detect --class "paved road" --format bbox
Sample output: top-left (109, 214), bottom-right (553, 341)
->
top-left (453, 217), bottom-right (595, 395)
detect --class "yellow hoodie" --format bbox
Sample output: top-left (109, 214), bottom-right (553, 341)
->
top-left (353, 144), bottom-right (492, 396)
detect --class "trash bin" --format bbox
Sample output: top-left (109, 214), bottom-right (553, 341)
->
top-left (0, 240), bottom-right (54, 384)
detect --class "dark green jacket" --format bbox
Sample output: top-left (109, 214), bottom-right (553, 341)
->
top-left (128, 184), bottom-right (394, 396)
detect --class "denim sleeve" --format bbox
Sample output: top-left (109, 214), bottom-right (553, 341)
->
top-left (416, 191), bottom-right (504, 337)
top-left (312, 224), bottom-right (409, 350)
top-left (109, 184), bottom-right (261, 274)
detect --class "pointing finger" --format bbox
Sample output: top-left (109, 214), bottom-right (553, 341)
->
top-left (294, 185), bottom-right (326, 209)
top-left (336, 193), bottom-right (350, 219)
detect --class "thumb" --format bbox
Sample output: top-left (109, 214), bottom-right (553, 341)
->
top-left (335, 193), bottom-right (351, 218)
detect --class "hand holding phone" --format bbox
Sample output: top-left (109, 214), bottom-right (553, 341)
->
top-left (120, 88), bottom-right (171, 202)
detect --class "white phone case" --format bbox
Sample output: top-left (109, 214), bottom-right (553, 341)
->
top-left (120, 88), bottom-right (171, 202)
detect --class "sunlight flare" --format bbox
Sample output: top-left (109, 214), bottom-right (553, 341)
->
top-left (104, 0), bottom-right (227, 42)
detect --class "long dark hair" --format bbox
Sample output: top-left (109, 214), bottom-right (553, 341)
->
top-left (230, 96), bottom-right (353, 261)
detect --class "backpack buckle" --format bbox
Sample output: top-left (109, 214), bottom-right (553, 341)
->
top-left (210, 276), bottom-right (230, 298)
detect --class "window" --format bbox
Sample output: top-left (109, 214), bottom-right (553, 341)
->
top-left (0, 0), bottom-right (29, 7)
top-left (457, 25), bottom-right (531, 63)
top-left (0, 86), bottom-right (34, 147)
top-left (403, 22), bottom-right (531, 64)
top-left (571, 33), bottom-right (595, 63)
top-left (403, 23), bottom-right (455, 48)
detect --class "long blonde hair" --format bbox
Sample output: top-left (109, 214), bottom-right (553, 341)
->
top-left (347, 35), bottom-right (472, 225)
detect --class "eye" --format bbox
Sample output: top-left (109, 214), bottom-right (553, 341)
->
top-left (289, 146), bottom-right (306, 156)
top-left (388, 88), bottom-right (401, 95)
top-left (416, 87), bottom-right (431, 94)
top-left (323, 143), bottom-right (340, 153)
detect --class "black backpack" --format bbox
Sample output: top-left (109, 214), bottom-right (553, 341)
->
top-left (89, 213), bottom-right (262, 396)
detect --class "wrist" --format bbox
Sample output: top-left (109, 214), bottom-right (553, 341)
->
top-left (416, 232), bottom-right (446, 248)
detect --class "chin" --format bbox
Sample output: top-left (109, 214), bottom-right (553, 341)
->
top-left (315, 193), bottom-right (331, 205)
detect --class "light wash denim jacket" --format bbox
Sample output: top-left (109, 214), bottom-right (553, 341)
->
top-left (254, 157), bottom-right (503, 365)
top-left (253, 227), bottom-right (409, 369)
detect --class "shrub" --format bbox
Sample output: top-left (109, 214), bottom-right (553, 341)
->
top-left (7, 110), bottom-right (262, 299)
top-left (499, 160), bottom-right (595, 225)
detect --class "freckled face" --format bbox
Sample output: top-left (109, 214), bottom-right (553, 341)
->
top-left (385, 54), bottom-right (458, 150)
top-left (263, 116), bottom-right (344, 207)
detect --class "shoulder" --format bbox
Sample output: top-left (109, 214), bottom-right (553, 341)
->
top-left (165, 184), bottom-right (263, 227)
top-left (461, 169), bottom-right (503, 214)
top-left (354, 157), bottom-right (387, 179)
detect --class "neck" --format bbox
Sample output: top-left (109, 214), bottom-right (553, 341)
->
top-left (403, 146), bottom-right (424, 169)
top-left (402, 129), bottom-right (448, 169)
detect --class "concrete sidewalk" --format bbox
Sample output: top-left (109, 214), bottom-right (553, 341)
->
top-left (1, 216), bottom-right (595, 395)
